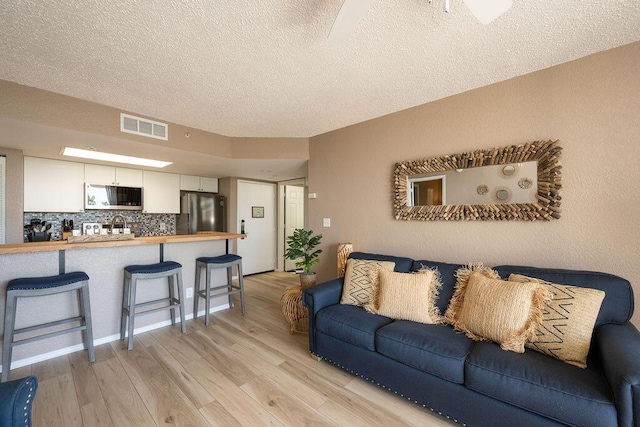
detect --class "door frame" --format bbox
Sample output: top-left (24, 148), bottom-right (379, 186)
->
top-left (237, 179), bottom-right (278, 275)
top-left (277, 178), bottom-right (307, 272)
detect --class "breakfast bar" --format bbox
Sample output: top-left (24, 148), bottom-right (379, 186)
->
top-left (0, 232), bottom-right (245, 372)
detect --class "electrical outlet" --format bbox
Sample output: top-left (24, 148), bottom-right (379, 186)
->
top-left (159, 222), bottom-right (166, 231)
top-left (186, 287), bottom-right (193, 298)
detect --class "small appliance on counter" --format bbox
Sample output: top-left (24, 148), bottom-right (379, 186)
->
top-left (82, 222), bottom-right (102, 235)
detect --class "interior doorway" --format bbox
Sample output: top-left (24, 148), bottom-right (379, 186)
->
top-left (277, 179), bottom-right (306, 272)
top-left (236, 180), bottom-right (277, 275)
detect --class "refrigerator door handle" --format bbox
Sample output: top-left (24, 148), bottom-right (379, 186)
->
top-left (241, 219), bottom-right (246, 235)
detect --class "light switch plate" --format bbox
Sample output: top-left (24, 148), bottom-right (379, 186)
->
top-left (323, 218), bottom-right (331, 227)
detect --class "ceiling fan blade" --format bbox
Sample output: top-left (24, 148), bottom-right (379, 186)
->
top-left (328, 0), bottom-right (374, 41)
top-left (463, 0), bottom-right (513, 25)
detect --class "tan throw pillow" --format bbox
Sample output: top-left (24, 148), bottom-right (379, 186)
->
top-left (509, 274), bottom-right (605, 368)
top-left (340, 259), bottom-right (396, 306)
top-left (444, 265), bottom-right (551, 353)
top-left (367, 269), bottom-right (441, 324)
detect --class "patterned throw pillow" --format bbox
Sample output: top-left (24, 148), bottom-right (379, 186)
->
top-left (367, 269), bottom-right (442, 324)
top-left (509, 274), bottom-right (605, 368)
top-left (340, 259), bottom-right (395, 306)
top-left (444, 265), bottom-right (551, 353)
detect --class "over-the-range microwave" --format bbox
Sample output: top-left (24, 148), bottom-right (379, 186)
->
top-left (85, 183), bottom-right (143, 211)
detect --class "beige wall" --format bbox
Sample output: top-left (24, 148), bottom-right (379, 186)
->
top-left (0, 80), bottom-right (310, 161)
top-left (0, 147), bottom-right (24, 244)
top-left (0, 80), bottom-right (232, 158)
top-left (308, 41), bottom-right (640, 325)
top-left (231, 137), bottom-right (309, 159)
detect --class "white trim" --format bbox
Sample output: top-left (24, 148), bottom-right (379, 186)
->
top-left (0, 303), bottom-right (228, 373)
top-left (277, 178), bottom-right (306, 272)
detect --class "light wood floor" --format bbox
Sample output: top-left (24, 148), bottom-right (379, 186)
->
top-left (8, 272), bottom-right (455, 426)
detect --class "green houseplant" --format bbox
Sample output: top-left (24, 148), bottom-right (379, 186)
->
top-left (284, 228), bottom-right (323, 288)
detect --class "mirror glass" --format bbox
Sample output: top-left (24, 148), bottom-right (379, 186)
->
top-left (393, 140), bottom-right (562, 221)
top-left (408, 161), bottom-right (537, 206)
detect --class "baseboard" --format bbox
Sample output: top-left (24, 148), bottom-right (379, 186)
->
top-left (0, 303), bottom-right (229, 373)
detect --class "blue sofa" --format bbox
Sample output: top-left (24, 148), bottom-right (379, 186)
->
top-left (303, 252), bottom-right (640, 427)
top-left (0, 376), bottom-right (37, 427)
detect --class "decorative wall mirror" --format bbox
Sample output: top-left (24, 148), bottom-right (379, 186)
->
top-left (393, 140), bottom-right (562, 221)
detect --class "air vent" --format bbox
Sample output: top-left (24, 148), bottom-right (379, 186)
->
top-left (120, 113), bottom-right (168, 141)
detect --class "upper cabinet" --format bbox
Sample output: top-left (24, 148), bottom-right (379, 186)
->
top-left (143, 171), bottom-right (180, 213)
top-left (85, 164), bottom-right (143, 187)
top-left (180, 175), bottom-right (218, 193)
top-left (24, 157), bottom-right (84, 213)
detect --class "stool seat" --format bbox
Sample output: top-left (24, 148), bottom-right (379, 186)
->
top-left (7, 272), bottom-right (89, 291)
top-left (124, 261), bottom-right (182, 275)
top-left (194, 254), bottom-right (245, 326)
top-left (121, 261), bottom-right (186, 350)
top-left (196, 254), bottom-right (242, 265)
top-left (2, 272), bottom-right (94, 383)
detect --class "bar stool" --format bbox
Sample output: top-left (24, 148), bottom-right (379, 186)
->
top-left (2, 272), bottom-right (94, 383)
top-left (193, 254), bottom-right (245, 326)
top-left (120, 261), bottom-right (186, 350)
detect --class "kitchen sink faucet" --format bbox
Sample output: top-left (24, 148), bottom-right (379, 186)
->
top-left (111, 214), bottom-right (127, 230)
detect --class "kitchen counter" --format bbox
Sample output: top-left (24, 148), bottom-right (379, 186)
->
top-left (0, 231), bottom-right (246, 370)
top-left (0, 232), bottom-right (246, 255)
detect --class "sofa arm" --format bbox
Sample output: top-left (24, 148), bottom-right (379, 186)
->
top-left (0, 375), bottom-right (38, 427)
top-left (595, 323), bottom-right (640, 427)
top-left (302, 278), bottom-right (343, 354)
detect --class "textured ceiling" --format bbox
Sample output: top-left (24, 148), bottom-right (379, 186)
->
top-left (1, 1), bottom-right (640, 138)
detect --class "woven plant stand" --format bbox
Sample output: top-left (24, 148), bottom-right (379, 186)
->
top-left (280, 286), bottom-right (309, 334)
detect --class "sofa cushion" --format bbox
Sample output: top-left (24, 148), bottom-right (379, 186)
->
top-left (367, 269), bottom-right (441, 324)
top-left (316, 304), bottom-right (393, 351)
top-left (509, 273), bottom-right (605, 369)
top-left (376, 321), bottom-right (474, 384)
top-left (445, 266), bottom-right (551, 353)
top-left (349, 252), bottom-right (414, 272)
top-left (465, 341), bottom-right (617, 427)
top-left (412, 259), bottom-right (463, 314)
top-left (494, 265), bottom-right (633, 326)
top-left (340, 259), bottom-right (395, 306)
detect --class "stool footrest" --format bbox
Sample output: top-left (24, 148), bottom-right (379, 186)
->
top-left (130, 299), bottom-right (182, 317)
top-left (204, 284), bottom-right (242, 293)
top-left (197, 287), bottom-right (241, 298)
top-left (132, 296), bottom-right (179, 310)
top-left (13, 316), bottom-right (84, 336)
top-left (12, 323), bottom-right (88, 347)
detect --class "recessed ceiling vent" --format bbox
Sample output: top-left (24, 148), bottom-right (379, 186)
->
top-left (120, 113), bottom-right (168, 141)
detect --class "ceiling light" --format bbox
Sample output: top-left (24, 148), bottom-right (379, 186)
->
top-left (463, 0), bottom-right (513, 25)
top-left (62, 147), bottom-right (172, 168)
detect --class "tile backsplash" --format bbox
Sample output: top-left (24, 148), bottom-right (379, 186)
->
top-left (24, 211), bottom-right (176, 241)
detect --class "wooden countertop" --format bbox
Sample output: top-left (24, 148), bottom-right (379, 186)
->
top-left (0, 232), bottom-right (246, 255)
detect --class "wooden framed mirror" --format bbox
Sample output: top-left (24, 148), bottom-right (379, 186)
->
top-left (393, 140), bottom-right (562, 221)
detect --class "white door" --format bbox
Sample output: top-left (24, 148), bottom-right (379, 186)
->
top-left (284, 185), bottom-right (305, 271)
top-left (237, 180), bottom-right (277, 275)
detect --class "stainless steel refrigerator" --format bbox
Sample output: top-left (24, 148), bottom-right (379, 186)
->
top-left (177, 192), bottom-right (226, 234)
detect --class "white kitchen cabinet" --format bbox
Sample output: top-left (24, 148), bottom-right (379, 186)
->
top-left (85, 164), bottom-right (143, 187)
top-left (180, 174), bottom-right (218, 192)
top-left (24, 157), bottom-right (84, 212)
top-left (143, 171), bottom-right (180, 213)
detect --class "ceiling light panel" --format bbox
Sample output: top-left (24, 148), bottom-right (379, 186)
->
top-left (62, 147), bottom-right (172, 168)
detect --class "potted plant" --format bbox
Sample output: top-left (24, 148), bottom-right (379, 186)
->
top-left (284, 228), bottom-right (323, 288)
